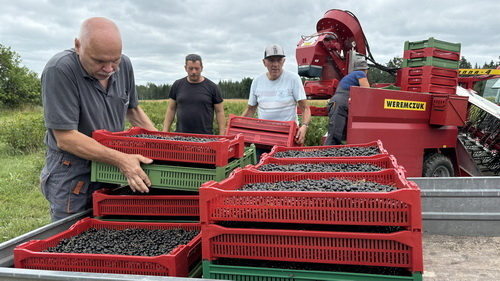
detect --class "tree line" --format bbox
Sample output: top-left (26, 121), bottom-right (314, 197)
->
top-left (136, 77), bottom-right (254, 100)
top-left (1, 42), bottom-right (499, 108)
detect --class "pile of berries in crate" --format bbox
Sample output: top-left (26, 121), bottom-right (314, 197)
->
top-left (14, 124), bottom-right (423, 281)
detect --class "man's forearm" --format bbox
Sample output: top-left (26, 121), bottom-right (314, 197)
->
top-left (127, 106), bottom-right (156, 130)
top-left (242, 106), bottom-right (257, 118)
top-left (216, 112), bottom-right (226, 135)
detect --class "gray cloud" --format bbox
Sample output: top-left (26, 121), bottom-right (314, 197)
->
top-left (1, 0), bottom-right (498, 85)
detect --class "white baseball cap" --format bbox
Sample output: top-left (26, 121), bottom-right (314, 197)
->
top-left (264, 44), bottom-right (285, 59)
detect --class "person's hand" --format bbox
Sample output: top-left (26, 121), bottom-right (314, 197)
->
top-left (295, 125), bottom-right (308, 145)
top-left (117, 154), bottom-right (153, 193)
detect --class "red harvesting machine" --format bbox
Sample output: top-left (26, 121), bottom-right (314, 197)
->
top-left (295, 9), bottom-right (500, 177)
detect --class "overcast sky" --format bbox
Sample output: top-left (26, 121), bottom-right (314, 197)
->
top-left (1, 0), bottom-right (499, 86)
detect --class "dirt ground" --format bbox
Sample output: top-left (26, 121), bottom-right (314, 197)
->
top-left (423, 234), bottom-right (500, 280)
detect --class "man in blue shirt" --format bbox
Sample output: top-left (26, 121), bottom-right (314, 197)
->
top-left (324, 60), bottom-right (370, 145)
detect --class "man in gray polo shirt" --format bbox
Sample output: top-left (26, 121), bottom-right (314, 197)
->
top-left (40, 17), bottom-right (157, 221)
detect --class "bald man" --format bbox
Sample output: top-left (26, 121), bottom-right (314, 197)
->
top-left (40, 17), bottom-right (156, 221)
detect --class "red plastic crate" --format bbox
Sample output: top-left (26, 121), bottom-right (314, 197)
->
top-left (404, 75), bottom-right (457, 87)
top-left (402, 83), bottom-right (456, 95)
top-left (92, 188), bottom-right (200, 217)
top-left (297, 106), bottom-right (328, 116)
top-left (202, 224), bottom-right (423, 272)
top-left (92, 127), bottom-right (244, 166)
top-left (199, 169), bottom-right (422, 230)
top-left (266, 140), bottom-right (388, 158)
top-left (226, 114), bottom-right (300, 148)
top-left (402, 66), bottom-right (458, 78)
top-left (403, 47), bottom-right (460, 61)
top-left (254, 154), bottom-right (406, 174)
top-left (14, 218), bottom-right (201, 277)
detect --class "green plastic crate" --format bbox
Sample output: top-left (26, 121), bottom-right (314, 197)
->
top-left (402, 56), bottom-right (459, 69)
top-left (91, 144), bottom-right (257, 191)
top-left (189, 261), bottom-right (203, 278)
top-left (241, 144), bottom-right (257, 167)
top-left (404, 37), bottom-right (461, 52)
top-left (202, 260), bottom-right (423, 281)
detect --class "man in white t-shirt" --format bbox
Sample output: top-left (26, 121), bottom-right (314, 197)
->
top-left (242, 44), bottom-right (311, 146)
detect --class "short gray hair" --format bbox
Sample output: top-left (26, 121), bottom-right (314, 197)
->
top-left (185, 54), bottom-right (202, 66)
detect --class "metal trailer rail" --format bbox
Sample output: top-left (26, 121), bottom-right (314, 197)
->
top-left (1, 177), bottom-right (499, 280)
top-left (411, 176), bottom-right (500, 236)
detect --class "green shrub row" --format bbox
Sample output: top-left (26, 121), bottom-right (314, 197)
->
top-left (0, 112), bottom-right (46, 154)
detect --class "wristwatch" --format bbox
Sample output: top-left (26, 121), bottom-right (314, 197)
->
top-left (300, 123), bottom-right (309, 127)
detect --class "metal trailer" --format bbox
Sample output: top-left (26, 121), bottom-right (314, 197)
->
top-left (1, 177), bottom-right (498, 280)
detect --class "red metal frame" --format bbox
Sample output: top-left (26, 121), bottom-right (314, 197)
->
top-left (347, 87), bottom-right (461, 177)
top-left (296, 9), bottom-right (367, 98)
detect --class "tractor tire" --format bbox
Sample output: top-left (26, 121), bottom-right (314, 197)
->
top-left (422, 153), bottom-right (454, 177)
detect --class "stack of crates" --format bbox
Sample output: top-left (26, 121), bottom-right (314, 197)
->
top-left (87, 127), bottom-right (257, 277)
top-left (89, 127), bottom-right (256, 277)
top-left (14, 127), bottom-right (258, 278)
top-left (199, 141), bottom-right (424, 281)
top-left (90, 127), bottom-right (255, 193)
top-left (90, 126), bottom-right (258, 223)
top-left (401, 37), bottom-right (461, 95)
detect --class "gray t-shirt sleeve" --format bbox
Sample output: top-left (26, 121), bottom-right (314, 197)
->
top-left (122, 55), bottom-right (139, 109)
top-left (42, 65), bottom-right (80, 131)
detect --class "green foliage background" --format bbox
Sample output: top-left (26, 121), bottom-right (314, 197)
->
top-left (0, 110), bottom-right (46, 154)
top-left (0, 44), bottom-right (41, 107)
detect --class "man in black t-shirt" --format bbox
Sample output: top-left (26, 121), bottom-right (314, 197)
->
top-left (163, 54), bottom-right (225, 135)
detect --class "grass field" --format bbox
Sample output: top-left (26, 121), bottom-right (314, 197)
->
top-left (0, 149), bottom-right (49, 242)
top-left (0, 99), bottom-right (329, 243)
top-left (0, 115), bottom-right (50, 242)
